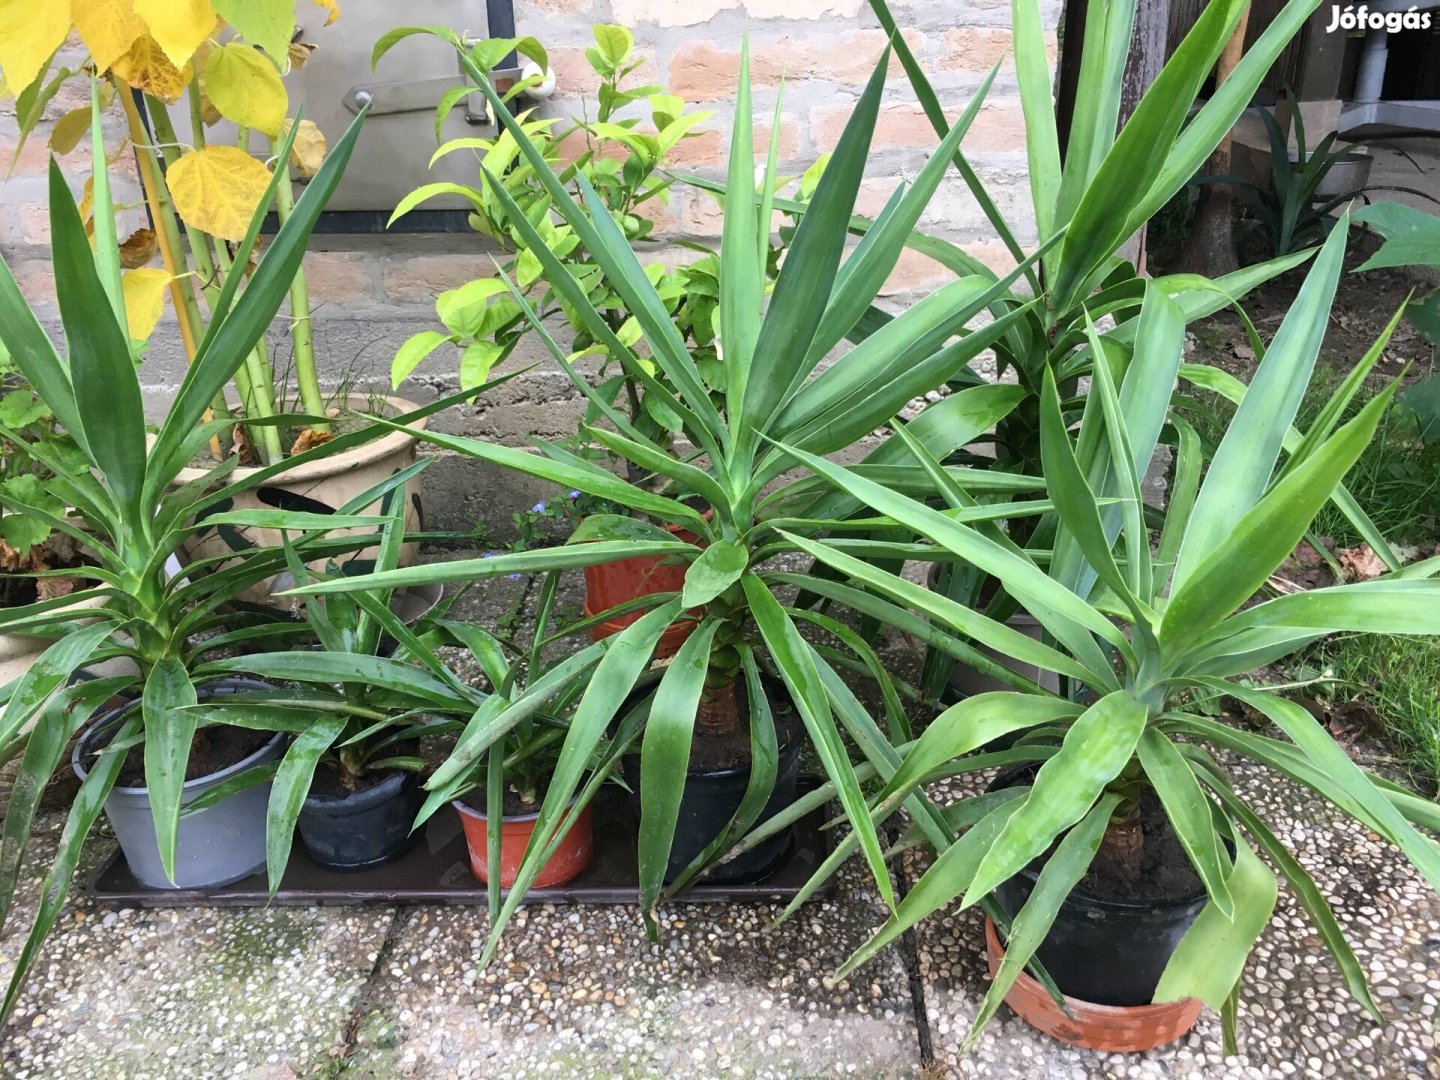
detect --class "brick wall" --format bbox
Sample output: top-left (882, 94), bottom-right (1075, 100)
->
top-left (0, 0), bottom-right (1057, 536)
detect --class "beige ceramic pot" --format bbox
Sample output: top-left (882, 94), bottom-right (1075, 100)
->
top-left (172, 393), bottom-right (427, 611)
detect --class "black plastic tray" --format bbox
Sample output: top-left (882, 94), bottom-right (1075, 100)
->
top-left (85, 784), bottom-right (833, 908)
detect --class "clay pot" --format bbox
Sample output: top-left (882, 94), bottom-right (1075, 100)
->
top-left (452, 800), bottom-right (593, 888)
top-left (581, 518), bottom-right (702, 658)
top-left (984, 918), bottom-right (1202, 1052)
top-left (171, 393), bottom-right (426, 611)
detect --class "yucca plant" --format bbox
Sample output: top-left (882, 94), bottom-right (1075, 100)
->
top-left (759, 0), bottom-right (1405, 699)
top-left (290, 27), bottom-right (1067, 955)
top-left (187, 482), bottom-right (485, 888)
top-left (0, 89), bottom-right (380, 1018)
top-left (765, 222), bottom-right (1440, 1048)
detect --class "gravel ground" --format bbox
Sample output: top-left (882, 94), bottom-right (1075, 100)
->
top-left (340, 860), bottom-right (919, 1079)
top-left (912, 760), bottom-right (1440, 1080)
top-left (1, 566), bottom-right (1436, 1078)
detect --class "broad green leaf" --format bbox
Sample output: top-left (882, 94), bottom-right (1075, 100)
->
top-left (837, 796), bottom-right (1023, 977)
top-left (680, 540), bottom-right (747, 607)
top-left (638, 619), bottom-right (719, 925)
top-left (874, 692), bottom-right (1082, 811)
top-left (720, 37), bottom-right (759, 418)
top-left (1161, 384), bottom-right (1394, 655)
top-left (1012, 0), bottom-right (1062, 259)
top-left (1173, 222), bottom-right (1347, 589)
top-left (967, 793), bottom-right (1119, 1043)
top-left (963, 691), bottom-right (1147, 908)
top-left (1137, 729), bottom-right (1233, 917)
top-left (265, 711), bottom-right (348, 892)
top-left (142, 657), bottom-right (200, 883)
top-left (1154, 837), bottom-right (1276, 1008)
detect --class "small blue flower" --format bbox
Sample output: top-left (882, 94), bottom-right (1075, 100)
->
top-left (531, 500), bottom-right (547, 514)
top-left (508, 572), bottom-right (523, 581)
top-left (482, 550), bottom-right (499, 558)
top-left (567, 489), bottom-right (581, 500)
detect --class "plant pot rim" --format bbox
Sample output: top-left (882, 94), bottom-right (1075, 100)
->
top-left (172, 392), bottom-right (427, 486)
top-left (983, 916), bottom-right (1202, 1050)
top-left (988, 764), bottom-right (1208, 914)
top-left (72, 677), bottom-right (284, 794)
top-left (303, 767), bottom-right (416, 810)
top-left (451, 795), bottom-right (580, 825)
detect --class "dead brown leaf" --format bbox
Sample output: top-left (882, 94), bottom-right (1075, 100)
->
top-left (1337, 544), bottom-right (1386, 582)
top-left (290, 427), bottom-right (335, 456)
top-left (118, 227), bottom-right (158, 268)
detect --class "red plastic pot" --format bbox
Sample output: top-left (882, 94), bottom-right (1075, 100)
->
top-left (452, 800), bottom-right (593, 888)
top-left (984, 918), bottom-right (1202, 1052)
top-left (581, 518), bottom-right (704, 658)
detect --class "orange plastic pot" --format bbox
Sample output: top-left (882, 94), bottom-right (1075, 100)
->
top-left (581, 518), bottom-right (705, 658)
top-left (984, 918), bottom-right (1202, 1052)
top-left (452, 800), bottom-right (593, 888)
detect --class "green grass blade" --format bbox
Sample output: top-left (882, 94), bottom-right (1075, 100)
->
top-left (720, 38), bottom-right (759, 420)
top-left (1012, 0), bottom-right (1062, 259)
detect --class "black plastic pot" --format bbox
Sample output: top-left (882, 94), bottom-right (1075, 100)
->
top-left (987, 767), bottom-right (1209, 1007)
top-left (296, 769), bottom-right (423, 872)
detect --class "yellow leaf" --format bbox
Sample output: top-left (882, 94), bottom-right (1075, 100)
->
top-left (73, 0), bottom-right (149, 73)
top-left (281, 118), bottom-right (326, 177)
top-left (210, 0), bottom-right (293, 64)
top-left (204, 43), bottom-right (286, 137)
top-left (0, 0), bottom-right (72, 94)
top-left (312, 0), bottom-right (340, 25)
top-left (111, 32), bottom-right (190, 101)
top-left (166, 145), bottom-right (271, 241)
top-left (78, 175), bottom-right (95, 222)
top-left (121, 267), bottom-right (170, 340)
top-left (287, 41), bottom-right (316, 69)
top-left (133, 0), bottom-right (216, 68)
top-left (49, 108), bottom-right (92, 155)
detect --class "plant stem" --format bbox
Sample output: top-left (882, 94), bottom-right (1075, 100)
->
top-left (118, 86), bottom-right (225, 458)
top-left (211, 241), bottom-right (285, 464)
top-left (268, 134), bottom-right (329, 433)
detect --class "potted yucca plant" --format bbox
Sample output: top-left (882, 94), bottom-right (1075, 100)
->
top-left (770, 221), bottom-right (1440, 1052)
top-left (760, 0), bottom-right (1392, 705)
top-left (290, 27), bottom-right (1043, 960)
top-left (0, 88), bottom-right (398, 1020)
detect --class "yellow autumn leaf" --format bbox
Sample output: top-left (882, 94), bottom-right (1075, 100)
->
top-left (0, 0), bottom-right (72, 94)
top-left (205, 43), bottom-right (286, 137)
top-left (167, 145), bottom-right (271, 241)
top-left (312, 0), bottom-right (340, 25)
top-left (111, 32), bottom-right (190, 100)
top-left (133, 0), bottom-right (216, 68)
top-left (281, 118), bottom-right (326, 177)
top-left (119, 227), bottom-right (158, 268)
top-left (121, 268), bottom-right (171, 340)
top-left (49, 108), bottom-right (93, 156)
top-left (73, 0), bottom-right (149, 73)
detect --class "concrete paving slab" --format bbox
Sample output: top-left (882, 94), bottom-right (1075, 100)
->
top-left (0, 815), bottom-right (397, 1080)
top-left (340, 860), bottom-right (923, 1079)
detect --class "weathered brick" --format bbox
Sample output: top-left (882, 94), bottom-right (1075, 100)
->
top-left (382, 254), bottom-right (495, 300)
top-left (612, 0), bottom-right (861, 26)
top-left (879, 247), bottom-right (951, 296)
top-left (668, 31), bottom-right (923, 100)
top-left (810, 99), bottom-right (1027, 155)
top-left (936, 27), bottom-right (1057, 73)
top-left (666, 119), bottom-right (800, 168)
top-left (301, 251), bottom-right (378, 309)
top-left (676, 190), bottom-right (726, 237)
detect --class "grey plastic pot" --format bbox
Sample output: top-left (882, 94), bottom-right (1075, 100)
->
top-left (72, 678), bottom-right (284, 890)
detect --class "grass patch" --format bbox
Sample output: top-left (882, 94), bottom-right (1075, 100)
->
top-left (1308, 633), bottom-right (1440, 795)
top-left (1176, 365), bottom-right (1440, 547)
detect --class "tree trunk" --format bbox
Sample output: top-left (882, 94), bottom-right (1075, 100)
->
top-left (1176, 5), bottom-right (1252, 276)
top-left (695, 678), bottom-right (742, 739)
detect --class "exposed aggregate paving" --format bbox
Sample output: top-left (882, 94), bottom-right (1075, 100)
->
top-left (1, 567), bottom-right (1436, 1077)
